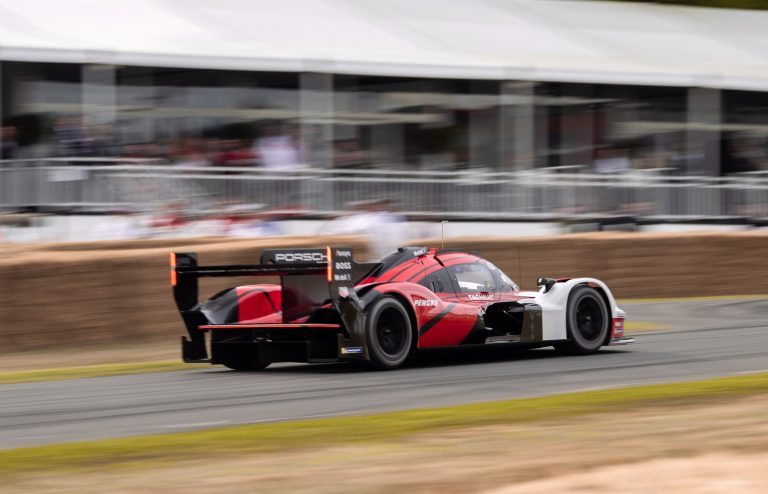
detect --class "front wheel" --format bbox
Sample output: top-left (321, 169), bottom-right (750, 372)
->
top-left (365, 296), bottom-right (414, 370)
top-left (554, 286), bottom-right (609, 355)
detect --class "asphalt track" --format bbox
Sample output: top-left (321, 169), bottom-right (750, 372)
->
top-left (1, 298), bottom-right (766, 450)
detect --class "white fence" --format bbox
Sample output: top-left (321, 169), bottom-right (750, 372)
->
top-left (2, 159), bottom-right (768, 219)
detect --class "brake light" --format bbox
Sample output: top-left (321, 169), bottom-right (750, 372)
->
top-left (326, 246), bottom-right (332, 282)
top-left (170, 252), bottom-right (177, 286)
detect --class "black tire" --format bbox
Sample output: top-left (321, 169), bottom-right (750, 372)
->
top-left (554, 286), bottom-right (609, 355)
top-left (365, 296), bottom-right (413, 370)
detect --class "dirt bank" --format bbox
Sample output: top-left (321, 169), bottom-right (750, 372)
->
top-left (1, 231), bottom-right (767, 353)
top-left (485, 452), bottom-right (768, 494)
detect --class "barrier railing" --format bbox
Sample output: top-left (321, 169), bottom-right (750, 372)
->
top-left (2, 159), bottom-right (768, 219)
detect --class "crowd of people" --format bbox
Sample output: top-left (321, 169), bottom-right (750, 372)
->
top-left (2, 115), bottom-right (768, 175)
top-left (0, 117), bottom-right (374, 170)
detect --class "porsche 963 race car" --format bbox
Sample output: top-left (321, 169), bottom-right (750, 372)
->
top-left (171, 246), bottom-right (633, 370)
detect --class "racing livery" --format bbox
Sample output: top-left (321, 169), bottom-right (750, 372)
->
top-left (171, 246), bottom-right (633, 370)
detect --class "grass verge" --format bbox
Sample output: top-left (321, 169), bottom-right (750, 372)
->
top-left (0, 361), bottom-right (206, 385)
top-left (618, 294), bottom-right (767, 304)
top-left (623, 320), bottom-right (667, 332)
top-left (2, 371), bottom-right (768, 479)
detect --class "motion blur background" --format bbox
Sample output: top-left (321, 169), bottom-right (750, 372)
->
top-left (4, 3), bottom-right (768, 493)
top-left (3, 0), bottom-right (768, 249)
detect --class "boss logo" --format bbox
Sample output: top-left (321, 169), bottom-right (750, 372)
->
top-left (274, 252), bottom-right (327, 263)
top-left (335, 261), bottom-right (352, 270)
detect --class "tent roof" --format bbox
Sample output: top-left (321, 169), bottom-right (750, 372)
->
top-left (2, 0), bottom-right (768, 90)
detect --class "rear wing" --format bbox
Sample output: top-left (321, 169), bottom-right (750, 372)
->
top-left (171, 252), bottom-right (324, 311)
top-left (171, 246), bottom-right (374, 319)
top-left (171, 246), bottom-right (373, 362)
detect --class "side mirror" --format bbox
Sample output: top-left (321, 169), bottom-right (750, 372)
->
top-left (537, 277), bottom-right (556, 293)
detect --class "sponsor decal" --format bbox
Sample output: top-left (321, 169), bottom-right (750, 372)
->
top-left (274, 252), bottom-right (327, 263)
top-left (468, 293), bottom-right (494, 301)
top-left (335, 261), bottom-right (352, 270)
top-left (331, 247), bottom-right (354, 282)
top-left (412, 247), bottom-right (427, 257)
top-left (612, 317), bottom-right (625, 337)
top-left (341, 346), bottom-right (363, 354)
top-left (414, 299), bottom-right (439, 307)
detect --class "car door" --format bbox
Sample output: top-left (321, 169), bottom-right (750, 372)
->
top-left (415, 264), bottom-right (482, 347)
top-left (418, 266), bottom-right (456, 301)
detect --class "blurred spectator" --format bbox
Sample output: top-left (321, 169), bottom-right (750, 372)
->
top-left (213, 139), bottom-right (254, 167)
top-left (88, 124), bottom-right (118, 157)
top-left (333, 139), bottom-right (367, 168)
top-left (323, 199), bottom-right (408, 258)
top-left (594, 147), bottom-right (631, 174)
top-left (54, 116), bottom-right (94, 157)
top-left (172, 137), bottom-right (209, 168)
top-left (1, 125), bottom-right (18, 159)
top-left (252, 124), bottom-right (302, 171)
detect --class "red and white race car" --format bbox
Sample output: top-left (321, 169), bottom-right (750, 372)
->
top-left (172, 246), bottom-right (632, 370)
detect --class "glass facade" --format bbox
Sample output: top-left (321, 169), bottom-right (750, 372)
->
top-left (2, 60), bottom-right (766, 175)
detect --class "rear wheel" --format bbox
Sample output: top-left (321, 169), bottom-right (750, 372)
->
top-left (365, 296), bottom-right (413, 370)
top-left (554, 286), bottom-right (609, 355)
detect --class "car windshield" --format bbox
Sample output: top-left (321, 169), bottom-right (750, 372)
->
top-left (485, 260), bottom-right (519, 292)
top-left (499, 272), bottom-right (519, 291)
top-left (450, 263), bottom-right (496, 293)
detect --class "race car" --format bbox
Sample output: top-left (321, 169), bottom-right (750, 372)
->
top-left (171, 246), bottom-right (633, 371)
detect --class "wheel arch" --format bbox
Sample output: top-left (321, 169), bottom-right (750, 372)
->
top-left (560, 278), bottom-right (619, 316)
top-left (373, 291), bottom-right (419, 349)
top-left (533, 277), bottom-right (618, 341)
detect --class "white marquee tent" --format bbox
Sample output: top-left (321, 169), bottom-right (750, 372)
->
top-left (1, 0), bottom-right (768, 90)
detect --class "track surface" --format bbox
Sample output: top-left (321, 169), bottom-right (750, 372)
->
top-left (1, 298), bottom-right (766, 449)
